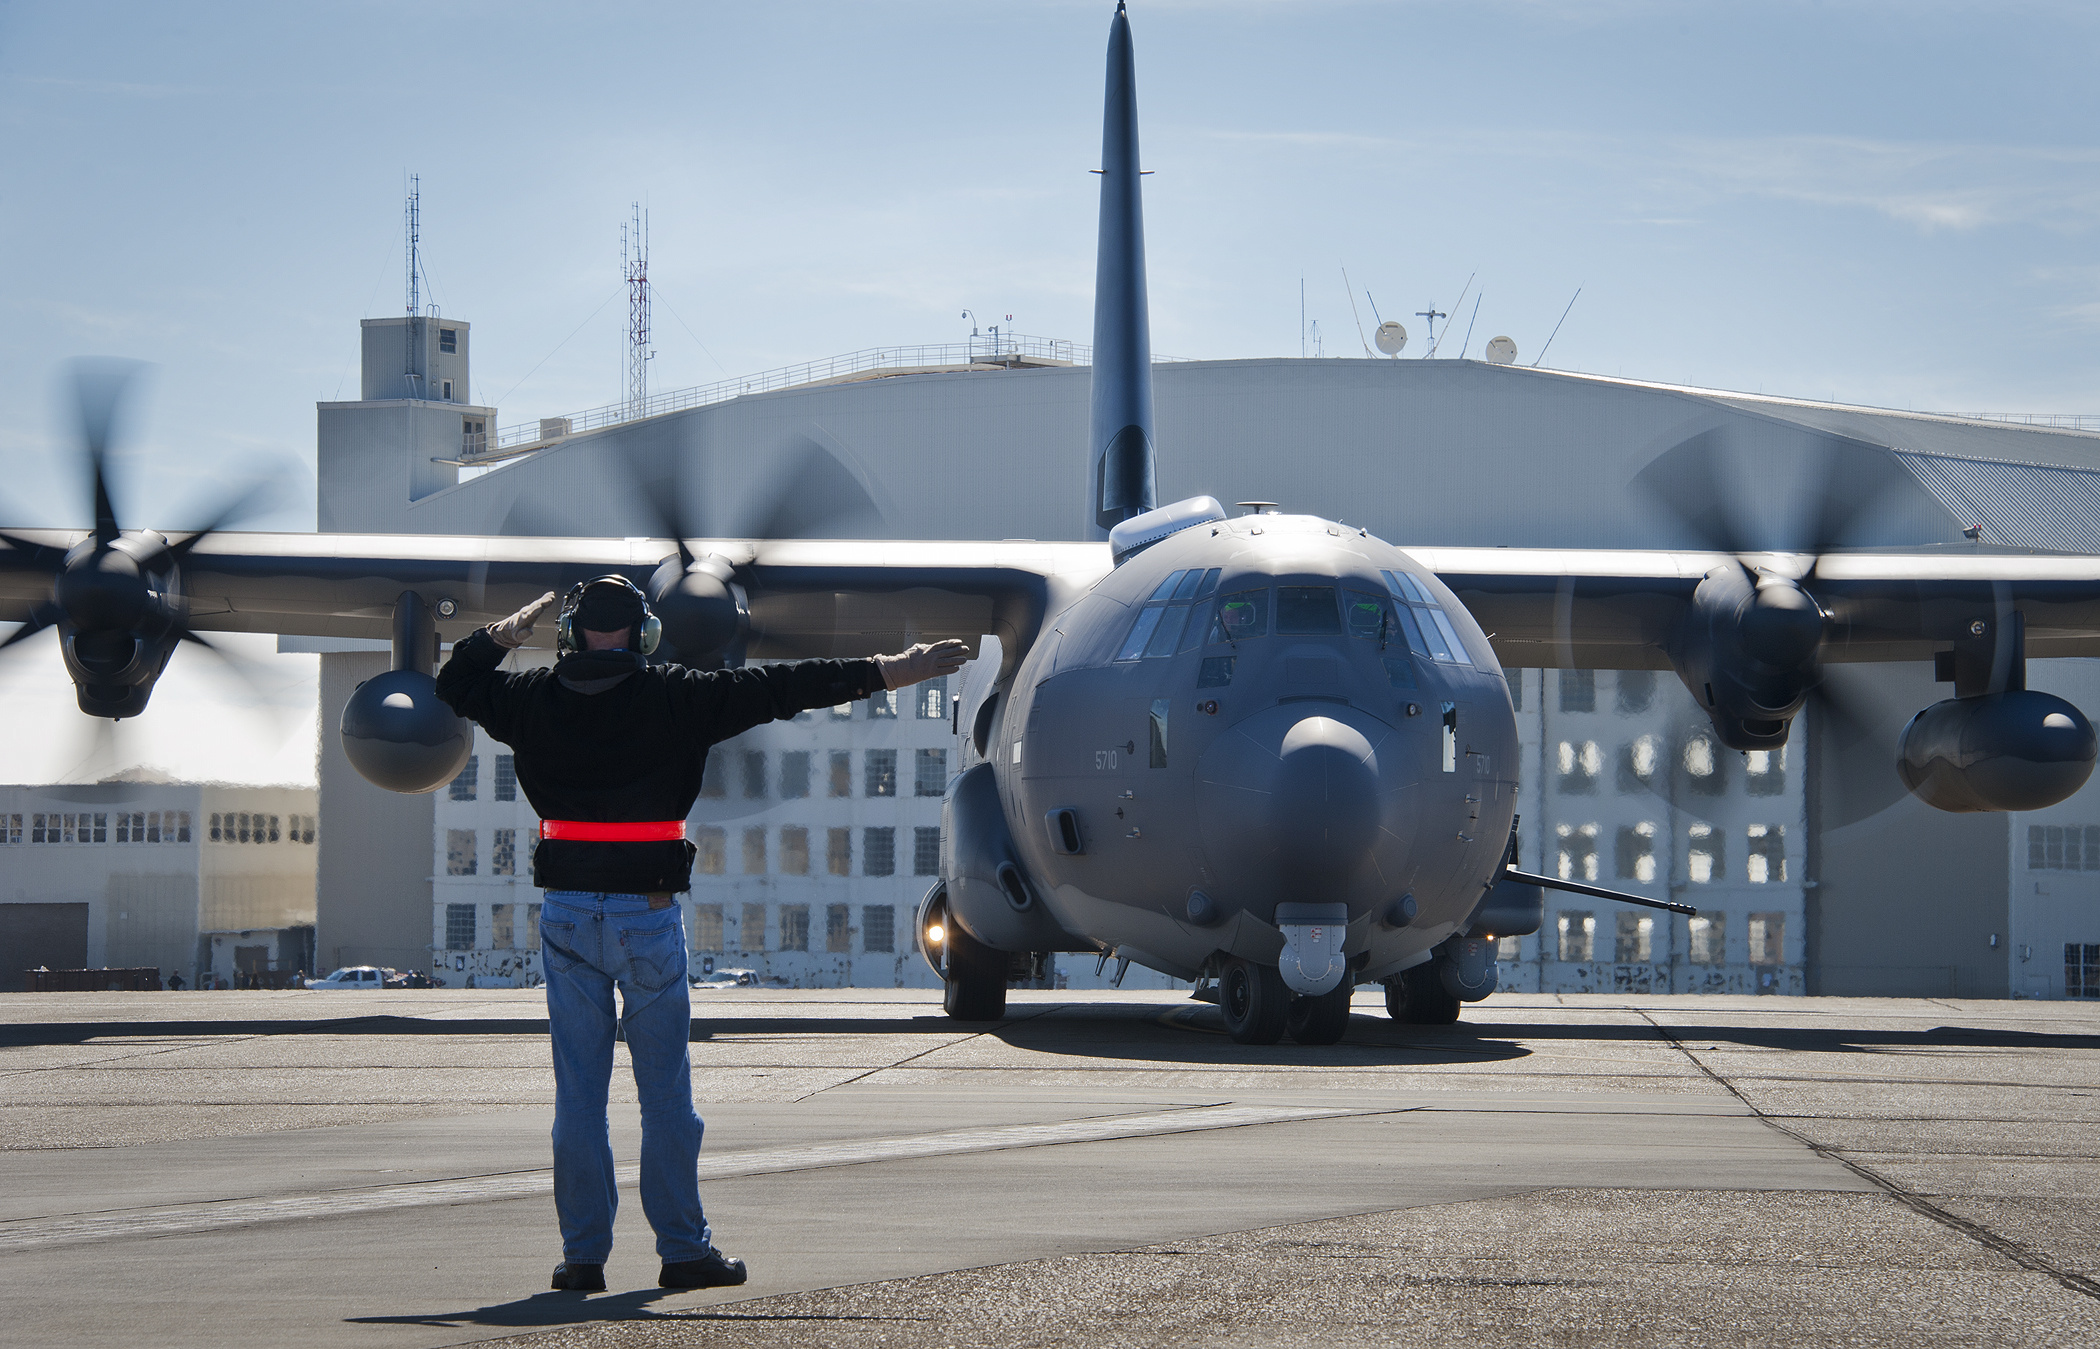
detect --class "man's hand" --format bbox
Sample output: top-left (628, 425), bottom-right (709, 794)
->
top-left (873, 639), bottom-right (970, 690)
top-left (490, 592), bottom-right (557, 650)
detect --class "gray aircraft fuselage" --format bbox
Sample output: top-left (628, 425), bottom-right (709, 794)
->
top-left (989, 510), bottom-right (1521, 981)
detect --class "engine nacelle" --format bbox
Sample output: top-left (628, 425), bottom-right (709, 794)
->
top-left (1897, 690), bottom-right (2098, 813)
top-left (340, 669), bottom-right (473, 794)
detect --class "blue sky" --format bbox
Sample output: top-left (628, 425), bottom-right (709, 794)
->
top-left (2, 0), bottom-right (2097, 782)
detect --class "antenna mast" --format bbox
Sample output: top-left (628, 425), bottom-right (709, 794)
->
top-left (1415, 303), bottom-right (1447, 357)
top-left (404, 174), bottom-right (421, 391)
top-left (623, 203), bottom-right (652, 419)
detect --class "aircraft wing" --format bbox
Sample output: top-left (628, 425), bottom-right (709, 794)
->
top-left (0, 529), bottom-right (1111, 676)
top-left (1411, 545), bottom-right (2100, 670)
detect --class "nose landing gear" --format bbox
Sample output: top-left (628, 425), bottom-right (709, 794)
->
top-left (1220, 958), bottom-right (1356, 1044)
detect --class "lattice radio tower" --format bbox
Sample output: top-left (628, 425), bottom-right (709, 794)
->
top-left (623, 203), bottom-right (653, 418)
top-left (404, 174), bottom-right (422, 392)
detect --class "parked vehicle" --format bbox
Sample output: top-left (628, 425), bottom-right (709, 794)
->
top-left (306, 966), bottom-right (387, 990)
top-left (691, 968), bottom-right (769, 990)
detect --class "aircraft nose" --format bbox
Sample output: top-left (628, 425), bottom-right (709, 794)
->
top-left (1197, 707), bottom-right (1385, 903)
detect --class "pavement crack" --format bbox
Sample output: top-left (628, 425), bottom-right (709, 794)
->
top-left (788, 1004), bottom-right (1061, 1102)
top-left (1633, 1006), bottom-right (2100, 1304)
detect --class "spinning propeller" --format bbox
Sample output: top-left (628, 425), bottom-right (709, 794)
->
top-left (0, 361), bottom-right (297, 728)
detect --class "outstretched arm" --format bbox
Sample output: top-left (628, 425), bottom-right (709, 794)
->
top-left (435, 591), bottom-right (555, 740)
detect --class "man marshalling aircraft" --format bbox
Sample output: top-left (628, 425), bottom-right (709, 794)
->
top-left (6, 3), bottom-right (2099, 1043)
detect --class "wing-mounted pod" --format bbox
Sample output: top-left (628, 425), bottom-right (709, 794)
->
top-left (1899, 612), bottom-right (2097, 812)
top-left (939, 762), bottom-right (1084, 954)
top-left (339, 591), bottom-right (474, 793)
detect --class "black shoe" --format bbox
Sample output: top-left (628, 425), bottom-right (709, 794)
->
top-left (551, 1261), bottom-right (606, 1292)
top-left (660, 1249), bottom-right (748, 1289)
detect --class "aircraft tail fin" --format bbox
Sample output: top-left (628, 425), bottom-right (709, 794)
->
top-left (1088, 1), bottom-right (1157, 537)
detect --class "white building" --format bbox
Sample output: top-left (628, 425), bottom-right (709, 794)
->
top-left (0, 781), bottom-right (318, 989)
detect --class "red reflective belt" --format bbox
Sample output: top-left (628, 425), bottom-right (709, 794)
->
top-left (537, 820), bottom-right (686, 843)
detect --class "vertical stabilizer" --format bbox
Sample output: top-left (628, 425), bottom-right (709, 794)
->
top-left (1089, 2), bottom-right (1157, 537)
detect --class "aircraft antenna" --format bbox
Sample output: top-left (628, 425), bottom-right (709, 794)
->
top-left (404, 173), bottom-right (421, 392)
top-left (1532, 286), bottom-right (1583, 367)
top-left (1341, 267), bottom-right (1373, 357)
top-left (1429, 272), bottom-right (1476, 357)
top-left (623, 203), bottom-right (653, 419)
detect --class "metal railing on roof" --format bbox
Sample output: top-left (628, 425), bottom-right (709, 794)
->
top-left (1957, 412), bottom-right (2100, 432)
top-left (481, 333), bottom-right (1125, 457)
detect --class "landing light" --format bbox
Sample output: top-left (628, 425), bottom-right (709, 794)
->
top-left (927, 923), bottom-right (945, 944)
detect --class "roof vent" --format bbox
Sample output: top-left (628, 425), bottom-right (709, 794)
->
top-left (1109, 495), bottom-right (1229, 564)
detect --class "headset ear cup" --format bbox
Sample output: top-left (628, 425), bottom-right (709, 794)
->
top-left (638, 614), bottom-right (662, 657)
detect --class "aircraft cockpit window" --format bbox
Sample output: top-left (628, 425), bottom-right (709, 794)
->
top-left (1143, 605), bottom-right (1189, 657)
top-left (1344, 591), bottom-right (1394, 641)
top-left (1379, 570), bottom-right (1474, 665)
top-left (1275, 586), bottom-right (1341, 634)
top-left (1171, 568), bottom-right (1209, 601)
top-left (1149, 571), bottom-right (1189, 602)
top-left (1116, 607), bottom-right (1166, 661)
top-left (1190, 567), bottom-right (1221, 601)
top-left (1208, 589), bottom-right (1268, 643)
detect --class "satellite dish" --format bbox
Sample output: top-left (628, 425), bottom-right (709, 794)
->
top-left (1374, 321), bottom-right (1407, 355)
top-left (1484, 336), bottom-right (1518, 366)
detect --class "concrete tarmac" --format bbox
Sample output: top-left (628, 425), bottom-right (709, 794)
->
top-left (3, 988), bottom-right (2098, 1347)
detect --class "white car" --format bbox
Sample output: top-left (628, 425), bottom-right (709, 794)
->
top-left (307, 965), bottom-right (387, 990)
top-left (691, 968), bottom-right (764, 990)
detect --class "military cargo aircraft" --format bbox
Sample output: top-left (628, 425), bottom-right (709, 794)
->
top-left (5, 3), bottom-right (2099, 1043)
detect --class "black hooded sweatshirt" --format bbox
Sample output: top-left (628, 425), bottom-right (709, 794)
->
top-left (435, 627), bottom-right (884, 894)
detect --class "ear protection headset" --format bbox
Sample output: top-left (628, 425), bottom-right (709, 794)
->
top-left (556, 575), bottom-right (662, 657)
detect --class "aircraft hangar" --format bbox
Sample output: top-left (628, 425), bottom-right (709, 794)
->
top-left (302, 314), bottom-right (2100, 1000)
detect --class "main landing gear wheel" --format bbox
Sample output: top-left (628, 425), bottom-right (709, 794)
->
top-left (941, 924), bottom-right (1007, 1022)
top-left (1219, 958), bottom-right (1290, 1044)
top-left (1285, 982), bottom-right (1354, 1045)
top-left (1385, 968), bottom-right (1460, 1025)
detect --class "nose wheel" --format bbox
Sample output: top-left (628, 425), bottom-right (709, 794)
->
top-left (1384, 968), bottom-right (1460, 1025)
top-left (1284, 982), bottom-right (1354, 1045)
top-left (940, 924), bottom-right (1008, 1022)
top-left (1219, 958), bottom-right (1289, 1044)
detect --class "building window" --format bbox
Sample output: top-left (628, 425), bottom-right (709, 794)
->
top-left (742, 750), bottom-right (768, 799)
top-left (2066, 944), bottom-right (2100, 997)
top-left (870, 689), bottom-right (898, 719)
top-left (287, 813), bottom-right (316, 844)
top-left (863, 904), bottom-right (895, 953)
top-left (494, 755), bottom-right (517, 801)
top-left (1615, 911), bottom-right (1653, 963)
top-left (445, 903), bottom-right (477, 950)
top-left (1557, 740), bottom-right (1600, 794)
top-left (701, 746), bottom-right (729, 798)
top-left (740, 902), bottom-right (767, 953)
top-left (491, 828), bottom-right (516, 876)
top-left (1747, 824), bottom-right (1786, 883)
top-left (1683, 735), bottom-right (1725, 795)
top-left (2028, 825), bottom-right (2100, 871)
top-left (450, 756), bottom-right (479, 801)
top-left (1689, 913), bottom-right (1725, 964)
top-left (742, 826), bottom-right (767, 875)
top-left (173, 811), bottom-right (191, 842)
top-left (267, 814), bottom-right (281, 843)
top-left (490, 903), bottom-right (515, 949)
top-left (779, 904), bottom-right (810, 952)
top-left (1506, 670), bottom-right (1523, 711)
top-left (441, 379), bottom-right (453, 401)
top-left (446, 829), bottom-right (477, 876)
top-left (1556, 911), bottom-right (1595, 962)
top-left (826, 903), bottom-right (851, 953)
top-left (1615, 670), bottom-right (1655, 714)
top-left (918, 677), bottom-right (948, 719)
top-left (692, 903), bottom-right (724, 952)
top-left (781, 751), bottom-right (811, 799)
top-left (829, 751), bottom-right (852, 798)
top-left (1555, 822), bottom-right (1598, 883)
top-left (1559, 669), bottom-right (1595, 713)
top-left (827, 827), bottom-right (851, 876)
top-left (831, 702), bottom-right (854, 721)
top-left (1745, 746), bottom-right (1786, 796)
top-left (525, 904), bottom-right (540, 951)
top-left (87, 812), bottom-right (107, 843)
top-left (0, 814), bottom-right (19, 845)
top-left (865, 749), bottom-right (897, 797)
top-left (914, 826), bottom-right (942, 876)
top-left (864, 827), bottom-right (895, 876)
top-left (1747, 912), bottom-right (1786, 965)
top-left (780, 825), bottom-right (810, 876)
top-left (439, 327), bottom-right (457, 353)
top-left (1687, 822), bottom-right (1720, 883)
top-left (1615, 821), bottom-right (1658, 884)
top-left (915, 749), bottom-right (947, 797)
top-left (695, 826), bottom-right (726, 875)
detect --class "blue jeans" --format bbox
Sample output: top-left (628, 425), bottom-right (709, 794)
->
top-left (538, 891), bottom-right (710, 1264)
